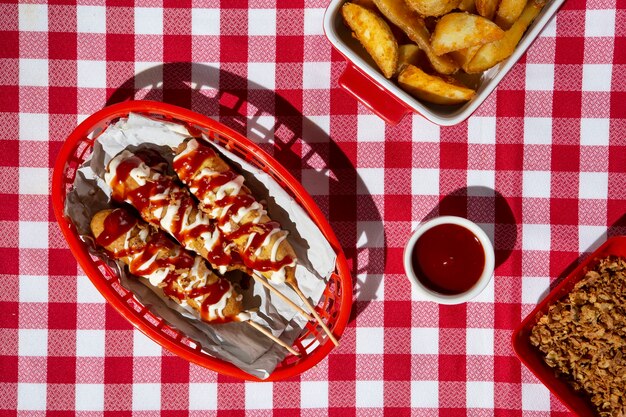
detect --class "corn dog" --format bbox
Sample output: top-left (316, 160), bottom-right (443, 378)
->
top-left (104, 150), bottom-right (242, 274)
top-left (91, 207), bottom-right (300, 355)
top-left (90, 208), bottom-right (243, 322)
top-left (172, 138), bottom-right (297, 285)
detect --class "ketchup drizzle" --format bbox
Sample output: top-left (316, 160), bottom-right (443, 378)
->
top-left (108, 155), bottom-right (238, 269)
top-left (173, 140), bottom-right (295, 274)
top-left (96, 208), bottom-right (232, 323)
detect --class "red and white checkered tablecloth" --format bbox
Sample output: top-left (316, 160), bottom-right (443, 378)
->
top-left (2, 0), bottom-right (625, 415)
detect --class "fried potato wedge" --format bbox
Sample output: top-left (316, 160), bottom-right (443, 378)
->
top-left (495, 0), bottom-right (528, 29)
top-left (405, 0), bottom-right (461, 17)
top-left (372, 0), bottom-right (459, 74)
top-left (398, 64), bottom-right (476, 105)
top-left (458, 0), bottom-right (477, 13)
top-left (431, 13), bottom-right (505, 56)
top-left (342, 2), bottom-right (399, 78)
top-left (397, 44), bottom-right (425, 72)
top-left (476, 0), bottom-right (500, 19)
top-left (448, 44), bottom-right (482, 70)
top-left (465, 0), bottom-right (546, 73)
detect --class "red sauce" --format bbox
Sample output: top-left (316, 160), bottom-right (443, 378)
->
top-left (108, 155), bottom-right (239, 269)
top-left (95, 209), bottom-right (232, 323)
top-left (411, 223), bottom-right (485, 295)
top-left (95, 208), bottom-right (137, 248)
top-left (172, 140), bottom-right (295, 274)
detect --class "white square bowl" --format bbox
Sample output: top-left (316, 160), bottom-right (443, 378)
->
top-left (323, 0), bottom-right (565, 126)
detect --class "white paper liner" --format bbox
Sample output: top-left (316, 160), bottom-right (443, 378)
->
top-left (65, 113), bottom-right (337, 379)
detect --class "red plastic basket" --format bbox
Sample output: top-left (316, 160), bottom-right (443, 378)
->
top-left (52, 100), bottom-right (353, 381)
top-left (512, 236), bottom-right (626, 416)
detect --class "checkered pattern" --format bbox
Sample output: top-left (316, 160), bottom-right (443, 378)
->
top-left (2, 0), bottom-right (625, 415)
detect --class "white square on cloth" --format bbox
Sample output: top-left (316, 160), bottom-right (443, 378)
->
top-left (412, 116), bottom-right (441, 143)
top-left (19, 222), bottom-right (49, 249)
top-left (579, 225), bottom-right (606, 253)
top-left (19, 275), bottom-right (48, 302)
top-left (522, 383), bottom-right (551, 411)
top-left (76, 330), bottom-right (106, 357)
top-left (579, 172), bottom-right (608, 199)
top-left (357, 168), bottom-right (385, 195)
top-left (356, 327), bottom-right (384, 354)
top-left (132, 384), bottom-right (161, 410)
top-left (304, 8), bottom-right (325, 35)
top-left (192, 9), bottom-right (220, 36)
top-left (467, 381), bottom-right (494, 408)
top-left (582, 64), bottom-right (613, 92)
top-left (411, 328), bottom-right (439, 354)
top-left (19, 59), bottom-right (48, 87)
top-left (20, 114), bottom-right (49, 142)
top-left (358, 115), bottom-right (386, 142)
top-left (78, 61), bottom-right (107, 88)
top-left (412, 168), bottom-right (439, 196)
top-left (522, 276), bottom-right (550, 304)
top-left (522, 171), bottom-right (551, 198)
top-left (356, 380), bottom-right (384, 408)
top-left (19, 167), bottom-right (49, 195)
top-left (135, 8), bottom-right (163, 35)
top-left (18, 329), bottom-right (48, 356)
top-left (524, 117), bottom-right (552, 145)
top-left (585, 9), bottom-right (615, 37)
top-left (522, 224), bottom-right (551, 251)
top-left (525, 64), bottom-right (554, 91)
top-left (411, 381), bottom-right (438, 408)
top-left (247, 62), bottom-right (276, 90)
top-left (133, 329), bottom-right (162, 357)
top-left (77, 275), bottom-right (105, 303)
top-left (19, 4), bottom-right (48, 32)
top-left (18, 383), bottom-right (47, 410)
top-left (467, 117), bottom-right (496, 144)
top-left (580, 118), bottom-right (609, 146)
top-left (189, 383), bottom-right (217, 410)
top-left (245, 381), bottom-right (273, 409)
top-left (75, 384), bottom-right (105, 411)
top-left (466, 328), bottom-right (494, 355)
top-left (303, 62), bottom-right (331, 89)
top-left (77, 6), bottom-right (106, 33)
top-left (248, 9), bottom-right (276, 36)
top-left (301, 381), bottom-right (328, 408)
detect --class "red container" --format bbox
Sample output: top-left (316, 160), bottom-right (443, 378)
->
top-left (52, 100), bottom-right (353, 381)
top-left (512, 236), bottom-right (626, 416)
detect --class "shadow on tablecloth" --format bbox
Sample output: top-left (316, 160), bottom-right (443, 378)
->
top-left (105, 62), bottom-right (386, 324)
top-left (422, 186), bottom-right (517, 270)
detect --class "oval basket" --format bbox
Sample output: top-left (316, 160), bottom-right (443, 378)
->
top-left (51, 100), bottom-right (353, 381)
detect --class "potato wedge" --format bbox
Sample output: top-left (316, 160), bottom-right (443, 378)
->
top-left (495, 0), bottom-right (528, 29)
top-left (398, 64), bottom-right (475, 105)
top-left (405, 0), bottom-right (461, 17)
top-left (351, 0), bottom-right (378, 11)
top-left (458, 0), bottom-right (477, 13)
top-left (448, 44), bottom-right (482, 70)
top-left (342, 2), bottom-right (399, 78)
top-left (372, 0), bottom-right (459, 74)
top-left (397, 44), bottom-right (425, 72)
top-left (476, 0), bottom-right (500, 19)
top-left (431, 13), bottom-right (505, 56)
top-left (465, 0), bottom-right (546, 73)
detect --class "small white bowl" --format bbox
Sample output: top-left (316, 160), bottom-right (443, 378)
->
top-left (403, 216), bottom-right (495, 304)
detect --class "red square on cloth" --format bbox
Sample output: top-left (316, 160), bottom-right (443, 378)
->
top-left (47, 357), bottom-right (76, 383)
top-left (48, 33), bottom-right (77, 60)
top-left (48, 303), bottom-right (76, 329)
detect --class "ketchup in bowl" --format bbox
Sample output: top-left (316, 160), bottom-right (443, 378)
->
top-left (411, 224), bottom-right (485, 295)
top-left (403, 216), bottom-right (494, 304)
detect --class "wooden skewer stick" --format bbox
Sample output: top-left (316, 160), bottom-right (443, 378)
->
top-left (287, 282), bottom-right (339, 347)
top-left (245, 320), bottom-right (300, 356)
top-left (252, 272), bottom-right (314, 321)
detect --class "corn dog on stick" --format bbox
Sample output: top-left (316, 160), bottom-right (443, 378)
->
top-left (104, 150), bottom-right (312, 321)
top-left (173, 138), bottom-right (297, 285)
top-left (90, 208), bottom-right (299, 356)
top-left (173, 138), bottom-right (338, 346)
